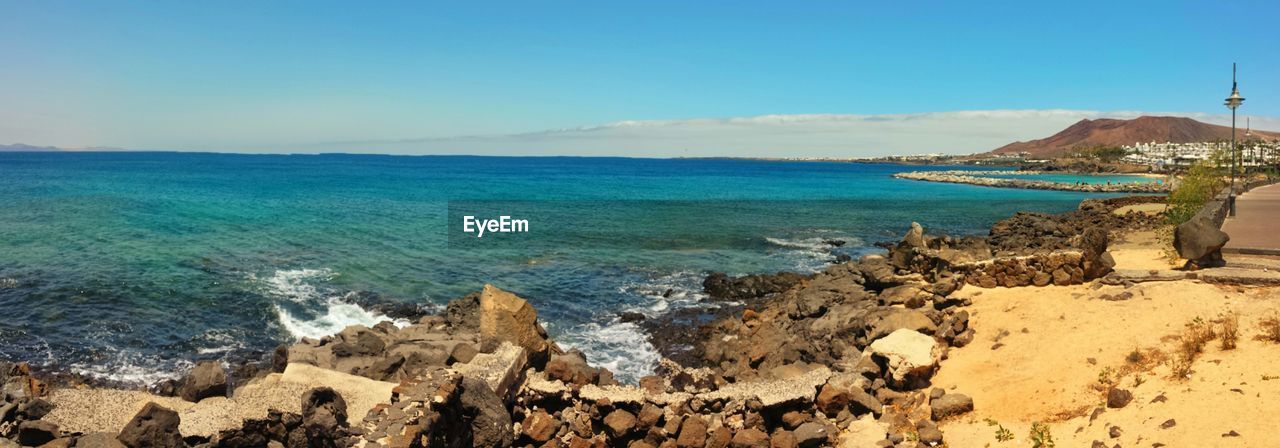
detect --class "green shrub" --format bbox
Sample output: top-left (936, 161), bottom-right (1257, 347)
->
top-left (1029, 422), bottom-right (1055, 448)
top-left (1166, 148), bottom-right (1228, 226)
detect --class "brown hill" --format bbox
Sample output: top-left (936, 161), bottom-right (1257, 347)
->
top-left (991, 116), bottom-right (1280, 158)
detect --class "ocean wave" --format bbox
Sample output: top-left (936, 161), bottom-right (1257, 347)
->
top-left (274, 299), bottom-right (408, 341)
top-left (68, 351), bottom-right (192, 386)
top-left (259, 268), bottom-right (408, 341)
top-left (193, 329), bottom-right (246, 355)
top-left (259, 268), bottom-right (335, 303)
top-left (765, 234), bottom-right (864, 272)
top-left (555, 319), bottom-right (660, 385)
top-left (619, 270), bottom-right (708, 316)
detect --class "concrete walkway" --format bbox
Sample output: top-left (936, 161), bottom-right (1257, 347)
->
top-left (1223, 182), bottom-right (1280, 255)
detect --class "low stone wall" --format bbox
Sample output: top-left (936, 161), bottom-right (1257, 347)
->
top-left (894, 170), bottom-right (1171, 193)
top-left (956, 250), bottom-right (1089, 288)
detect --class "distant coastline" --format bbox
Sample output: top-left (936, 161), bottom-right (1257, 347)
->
top-left (894, 169), bottom-right (1171, 193)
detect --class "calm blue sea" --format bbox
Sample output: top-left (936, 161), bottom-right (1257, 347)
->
top-left (0, 152), bottom-right (1136, 383)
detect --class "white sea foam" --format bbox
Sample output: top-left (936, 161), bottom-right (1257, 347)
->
top-left (193, 329), bottom-right (244, 355)
top-left (619, 270), bottom-right (708, 317)
top-left (69, 351), bottom-right (192, 386)
top-left (765, 234), bottom-right (864, 272)
top-left (261, 268), bottom-right (335, 303)
top-left (274, 300), bottom-right (408, 340)
top-left (764, 236), bottom-right (832, 250)
top-left (260, 268), bottom-right (408, 341)
top-left (556, 320), bottom-right (660, 384)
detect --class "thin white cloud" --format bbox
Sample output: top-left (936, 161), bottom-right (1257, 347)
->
top-left (280, 110), bottom-right (1280, 158)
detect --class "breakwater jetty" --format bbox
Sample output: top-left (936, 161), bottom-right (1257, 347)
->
top-left (894, 170), bottom-right (1171, 193)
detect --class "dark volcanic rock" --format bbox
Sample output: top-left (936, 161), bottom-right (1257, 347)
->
top-left (1107, 388), bottom-right (1133, 409)
top-left (445, 292), bottom-right (482, 332)
top-left (703, 271), bottom-right (808, 302)
top-left (179, 361), bottom-right (227, 403)
top-left (930, 393), bottom-right (974, 420)
top-left (271, 345), bottom-right (289, 373)
top-left (793, 422), bottom-right (829, 447)
top-left (17, 420), bottom-right (60, 446)
top-left (301, 387), bottom-right (347, 444)
top-left (19, 397), bottom-right (54, 419)
top-left (545, 350), bottom-right (602, 386)
top-left (78, 432), bottom-right (128, 448)
top-left (330, 330), bottom-right (385, 357)
top-left (460, 377), bottom-right (514, 448)
top-left (1174, 214), bottom-right (1229, 267)
top-left (118, 402), bottom-right (183, 448)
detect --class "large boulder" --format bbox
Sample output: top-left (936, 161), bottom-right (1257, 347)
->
top-left (478, 285), bottom-right (560, 367)
top-left (459, 378), bottom-right (514, 448)
top-left (301, 387), bottom-right (347, 444)
top-left (815, 373), bottom-right (879, 417)
top-left (866, 308), bottom-right (936, 341)
top-left (676, 415), bottom-right (708, 448)
top-left (520, 409), bottom-right (558, 443)
top-left (877, 285), bottom-right (932, 308)
top-left (330, 330), bottom-right (385, 358)
top-left (902, 222), bottom-right (926, 249)
top-left (451, 342), bottom-right (527, 402)
top-left (731, 428), bottom-right (770, 448)
top-left (1079, 227), bottom-right (1116, 278)
top-left (544, 350), bottom-right (602, 387)
top-left (866, 329), bottom-right (940, 389)
top-left (930, 393), bottom-right (974, 420)
top-left (793, 422), bottom-right (829, 448)
top-left (602, 410), bottom-right (637, 439)
top-left (117, 402), bottom-right (183, 448)
top-left (1174, 214), bottom-right (1229, 267)
top-left (178, 361), bottom-right (227, 403)
top-left (77, 432), bottom-right (128, 448)
top-left (17, 421), bottom-right (60, 446)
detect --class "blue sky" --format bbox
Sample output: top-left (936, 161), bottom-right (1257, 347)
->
top-left (2, 1), bottom-right (1277, 156)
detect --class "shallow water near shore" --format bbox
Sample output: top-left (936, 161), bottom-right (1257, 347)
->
top-left (0, 153), bottom-right (1128, 384)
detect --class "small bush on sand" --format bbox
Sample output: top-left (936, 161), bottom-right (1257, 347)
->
top-left (984, 419), bottom-right (1014, 442)
top-left (1261, 314), bottom-right (1280, 343)
top-left (1169, 355), bottom-right (1193, 379)
top-left (1096, 367), bottom-right (1115, 387)
top-left (1179, 317), bottom-right (1213, 358)
top-left (1221, 313), bottom-right (1239, 350)
top-left (1169, 316), bottom-right (1217, 380)
top-left (1126, 348), bottom-right (1143, 364)
top-left (1029, 422), bottom-right (1055, 448)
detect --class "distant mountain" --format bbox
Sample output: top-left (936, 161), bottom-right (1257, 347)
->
top-left (0, 143), bottom-right (64, 152)
top-left (990, 116), bottom-right (1280, 158)
top-left (0, 143), bottom-right (127, 152)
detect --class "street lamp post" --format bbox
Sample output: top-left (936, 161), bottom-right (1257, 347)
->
top-left (1225, 63), bottom-right (1245, 216)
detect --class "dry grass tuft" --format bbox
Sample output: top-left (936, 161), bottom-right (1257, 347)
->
top-left (1168, 316), bottom-right (1216, 380)
top-left (1261, 313), bottom-right (1280, 343)
top-left (1221, 312), bottom-right (1239, 350)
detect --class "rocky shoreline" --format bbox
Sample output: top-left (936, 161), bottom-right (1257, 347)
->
top-left (894, 170), bottom-right (1171, 193)
top-left (1, 196), bottom-right (1169, 448)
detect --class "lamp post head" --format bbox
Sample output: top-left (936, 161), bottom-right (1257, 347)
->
top-left (1225, 89), bottom-right (1245, 110)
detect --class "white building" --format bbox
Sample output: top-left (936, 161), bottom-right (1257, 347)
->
top-left (1121, 140), bottom-right (1279, 168)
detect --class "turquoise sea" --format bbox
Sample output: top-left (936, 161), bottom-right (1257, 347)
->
top-left (0, 153), bottom-right (1140, 383)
